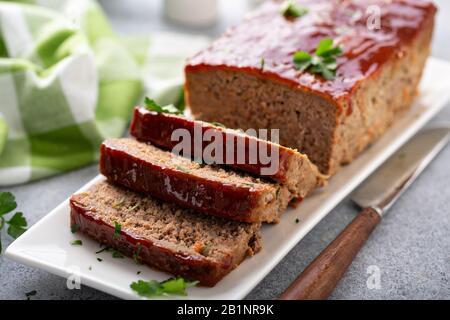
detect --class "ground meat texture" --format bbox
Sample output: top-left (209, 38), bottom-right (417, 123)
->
top-left (184, 0), bottom-right (436, 175)
top-left (100, 138), bottom-right (294, 223)
top-left (70, 181), bottom-right (262, 287)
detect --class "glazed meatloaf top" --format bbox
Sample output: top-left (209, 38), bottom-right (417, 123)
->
top-left (186, 0), bottom-right (436, 106)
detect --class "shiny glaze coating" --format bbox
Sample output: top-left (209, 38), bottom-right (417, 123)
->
top-left (130, 107), bottom-right (294, 182)
top-left (186, 0), bottom-right (436, 106)
top-left (99, 140), bottom-right (266, 222)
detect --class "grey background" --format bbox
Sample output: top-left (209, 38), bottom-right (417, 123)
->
top-left (1, 0), bottom-right (449, 300)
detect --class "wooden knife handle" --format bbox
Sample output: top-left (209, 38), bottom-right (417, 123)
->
top-left (278, 207), bottom-right (381, 300)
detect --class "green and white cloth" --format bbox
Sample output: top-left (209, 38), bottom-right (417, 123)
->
top-left (0, 0), bottom-right (208, 186)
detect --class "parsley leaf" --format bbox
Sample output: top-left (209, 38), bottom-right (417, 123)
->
top-left (293, 38), bottom-right (343, 80)
top-left (112, 250), bottom-right (124, 259)
top-left (95, 246), bottom-right (110, 254)
top-left (130, 277), bottom-right (198, 298)
top-left (211, 122), bottom-right (227, 129)
top-left (70, 223), bottom-right (80, 234)
top-left (144, 97), bottom-right (183, 115)
top-left (0, 192), bottom-right (17, 216)
top-left (133, 244), bottom-right (143, 264)
top-left (113, 221), bottom-right (121, 239)
top-left (95, 246), bottom-right (122, 258)
top-left (281, 0), bottom-right (308, 19)
top-left (70, 240), bottom-right (83, 246)
top-left (0, 192), bottom-right (28, 253)
top-left (6, 212), bottom-right (27, 239)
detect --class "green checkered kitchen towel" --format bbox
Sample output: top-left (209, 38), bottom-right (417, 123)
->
top-left (0, 0), bottom-right (208, 186)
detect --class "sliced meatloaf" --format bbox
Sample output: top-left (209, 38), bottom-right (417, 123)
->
top-left (130, 106), bottom-right (324, 195)
top-left (185, 0), bottom-right (436, 175)
top-left (100, 138), bottom-right (294, 223)
top-left (70, 181), bottom-right (261, 286)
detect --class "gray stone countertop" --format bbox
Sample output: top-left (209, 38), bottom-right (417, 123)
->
top-left (0, 0), bottom-right (449, 300)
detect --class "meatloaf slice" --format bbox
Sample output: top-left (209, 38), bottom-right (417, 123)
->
top-left (185, 0), bottom-right (436, 175)
top-left (70, 181), bottom-right (261, 286)
top-left (130, 106), bottom-right (323, 196)
top-left (100, 138), bottom-right (293, 223)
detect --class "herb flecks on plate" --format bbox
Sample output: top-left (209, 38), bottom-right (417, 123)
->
top-left (144, 97), bottom-right (184, 116)
top-left (281, 0), bottom-right (309, 19)
top-left (112, 250), bottom-right (124, 259)
top-left (96, 246), bottom-right (124, 259)
top-left (130, 277), bottom-right (198, 298)
top-left (293, 38), bottom-right (343, 80)
top-left (70, 240), bottom-right (83, 246)
top-left (0, 192), bottom-right (28, 253)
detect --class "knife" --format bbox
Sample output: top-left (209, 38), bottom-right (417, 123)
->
top-left (279, 126), bottom-right (450, 300)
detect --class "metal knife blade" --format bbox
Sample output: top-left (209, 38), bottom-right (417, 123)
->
top-left (352, 126), bottom-right (450, 215)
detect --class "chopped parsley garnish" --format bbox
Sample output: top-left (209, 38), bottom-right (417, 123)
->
top-left (201, 243), bottom-right (212, 256)
top-left (175, 165), bottom-right (190, 173)
top-left (133, 244), bottom-right (143, 264)
top-left (95, 246), bottom-right (110, 254)
top-left (281, 0), bottom-right (308, 19)
top-left (97, 258), bottom-right (103, 262)
top-left (113, 222), bottom-right (121, 239)
top-left (70, 240), bottom-right (83, 246)
top-left (137, 271), bottom-right (142, 275)
top-left (71, 223), bottom-right (80, 234)
top-left (127, 202), bottom-right (140, 212)
top-left (112, 197), bottom-right (125, 209)
top-left (130, 277), bottom-right (198, 298)
top-left (96, 246), bottom-right (124, 258)
top-left (112, 250), bottom-right (124, 259)
top-left (211, 122), bottom-right (227, 129)
top-left (293, 38), bottom-right (343, 80)
top-left (276, 187), bottom-right (281, 199)
top-left (0, 192), bottom-right (28, 253)
top-left (144, 97), bottom-right (183, 115)
top-left (260, 57), bottom-right (265, 71)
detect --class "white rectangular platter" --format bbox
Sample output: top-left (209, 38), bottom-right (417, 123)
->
top-left (6, 57), bottom-right (450, 300)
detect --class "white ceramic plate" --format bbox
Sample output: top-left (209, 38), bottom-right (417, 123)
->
top-left (6, 57), bottom-right (450, 300)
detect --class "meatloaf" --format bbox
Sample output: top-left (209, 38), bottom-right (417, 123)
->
top-left (130, 106), bottom-right (324, 195)
top-left (100, 138), bottom-right (294, 223)
top-left (70, 181), bottom-right (261, 286)
top-left (185, 0), bottom-right (436, 175)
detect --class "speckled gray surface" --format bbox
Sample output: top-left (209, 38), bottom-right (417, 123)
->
top-left (1, 0), bottom-right (449, 300)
